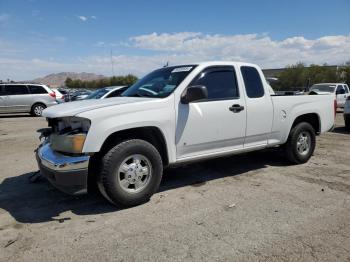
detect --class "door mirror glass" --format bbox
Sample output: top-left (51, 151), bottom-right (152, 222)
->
top-left (181, 85), bottom-right (208, 104)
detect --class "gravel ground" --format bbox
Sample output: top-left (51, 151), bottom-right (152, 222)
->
top-left (0, 112), bottom-right (349, 262)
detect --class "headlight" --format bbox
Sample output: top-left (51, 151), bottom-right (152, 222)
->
top-left (48, 117), bottom-right (90, 154)
top-left (50, 133), bottom-right (87, 153)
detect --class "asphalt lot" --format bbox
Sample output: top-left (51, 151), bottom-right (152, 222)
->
top-left (0, 112), bottom-right (349, 262)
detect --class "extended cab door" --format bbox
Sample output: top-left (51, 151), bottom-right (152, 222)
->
top-left (240, 66), bottom-right (273, 147)
top-left (176, 66), bottom-right (246, 159)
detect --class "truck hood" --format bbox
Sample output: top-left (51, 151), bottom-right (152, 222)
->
top-left (42, 97), bottom-right (157, 118)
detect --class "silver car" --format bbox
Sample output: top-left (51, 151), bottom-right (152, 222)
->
top-left (0, 84), bottom-right (58, 116)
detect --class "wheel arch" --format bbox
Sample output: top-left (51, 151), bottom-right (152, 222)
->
top-left (98, 126), bottom-right (169, 167)
top-left (290, 113), bottom-right (321, 135)
top-left (31, 101), bottom-right (47, 109)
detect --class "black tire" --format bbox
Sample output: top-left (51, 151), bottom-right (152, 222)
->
top-left (98, 139), bottom-right (163, 207)
top-left (31, 103), bottom-right (46, 117)
top-left (285, 122), bottom-right (316, 164)
top-left (345, 116), bottom-right (350, 131)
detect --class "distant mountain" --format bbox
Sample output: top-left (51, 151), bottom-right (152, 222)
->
top-left (31, 72), bottom-right (107, 87)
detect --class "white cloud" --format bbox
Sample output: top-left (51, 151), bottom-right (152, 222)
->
top-left (129, 32), bottom-right (350, 68)
top-left (0, 54), bottom-right (194, 81)
top-left (131, 32), bottom-right (202, 51)
top-left (77, 15), bottom-right (96, 22)
top-left (1, 32), bottom-right (350, 80)
top-left (77, 15), bottom-right (88, 22)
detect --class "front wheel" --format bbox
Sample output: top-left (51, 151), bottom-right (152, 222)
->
top-left (285, 122), bottom-right (316, 164)
top-left (98, 139), bottom-right (163, 207)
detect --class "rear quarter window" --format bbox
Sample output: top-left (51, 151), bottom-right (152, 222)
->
top-left (241, 66), bottom-right (265, 98)
top-left (29, 85), bottom-right (48, 94)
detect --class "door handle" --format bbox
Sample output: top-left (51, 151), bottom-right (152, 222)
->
top-left (229, 104), bottom-right (244, 113)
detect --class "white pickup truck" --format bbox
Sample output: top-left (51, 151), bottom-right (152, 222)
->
top-left (309, 83), bottom-right (350, 108)
top-left (36, 61), bottom-right (335, 206)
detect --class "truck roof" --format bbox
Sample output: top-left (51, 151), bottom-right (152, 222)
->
top-left (192, 61), bottom-right (259, 68)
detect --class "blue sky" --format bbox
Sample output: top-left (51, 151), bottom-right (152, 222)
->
top-left (0, 0), bottom-right (349, 80)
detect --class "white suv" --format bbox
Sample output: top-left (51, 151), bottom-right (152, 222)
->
top-left (0, 83), bottom-right (58, 116)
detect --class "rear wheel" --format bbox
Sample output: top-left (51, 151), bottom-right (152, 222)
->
top-left (31, 103), bottom-right (46, 116)
top-left (98, 139), bottom-right (163, 207)
top-left (285, 122), bottom-right (316, 164)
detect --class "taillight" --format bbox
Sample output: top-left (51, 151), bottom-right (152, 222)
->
top-left (49, 92), bottom-right (56, 98)
top-left (334, 99), bottom-right (337, 118)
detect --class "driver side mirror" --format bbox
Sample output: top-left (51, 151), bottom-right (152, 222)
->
top-left (181, 85), bottom-right (208, 104)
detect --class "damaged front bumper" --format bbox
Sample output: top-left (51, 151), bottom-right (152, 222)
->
top-left (35, 142), bottom-right (90, 195)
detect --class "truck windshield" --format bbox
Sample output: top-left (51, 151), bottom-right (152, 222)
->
top-left (122, 65), bottom-right (196, 98)
top-left (310, 84), bottom-right (336, 93)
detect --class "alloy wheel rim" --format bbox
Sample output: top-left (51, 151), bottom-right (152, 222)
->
top-left (296, 131), bottom-right (311, 156)
top-left (34, 105), bottom-right (44, 116)
top-left (117, 154), bottom-right (152, 193)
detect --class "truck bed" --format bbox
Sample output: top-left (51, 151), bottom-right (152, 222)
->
top-left (268, 94), bottom-right (335, 145)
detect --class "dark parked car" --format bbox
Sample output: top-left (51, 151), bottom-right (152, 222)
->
top-left (70, 90), bottom-right (93, 101)
top-left (85, 86), bottom-right (128, 100)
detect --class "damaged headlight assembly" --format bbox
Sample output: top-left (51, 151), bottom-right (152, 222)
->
top-left (40, 117), bottom-right (91, 154)
top-left (50, 133), bottom-right (87, 154)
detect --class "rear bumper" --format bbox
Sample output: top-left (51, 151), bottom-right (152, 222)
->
top-left (35, 143), bottom-right (89, 195)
